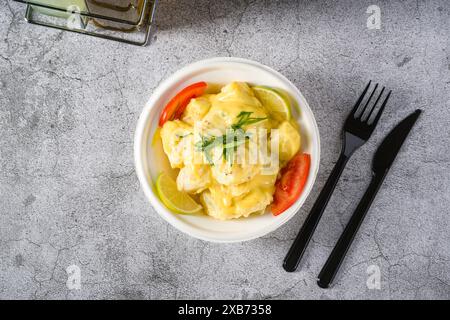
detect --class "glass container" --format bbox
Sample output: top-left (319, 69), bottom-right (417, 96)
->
top-left (13, 0), bottom-right (158, 46)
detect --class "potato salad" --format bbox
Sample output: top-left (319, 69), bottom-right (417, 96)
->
top-left (157, 82), bottom-right (309, 220)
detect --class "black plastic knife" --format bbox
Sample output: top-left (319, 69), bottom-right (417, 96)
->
top-left (317, 109), bottom-right (422, 288)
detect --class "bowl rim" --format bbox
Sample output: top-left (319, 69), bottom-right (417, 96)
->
top-left (134, 57), bottom-right (320, 243)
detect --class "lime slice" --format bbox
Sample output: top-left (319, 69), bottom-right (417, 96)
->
top-left (156, 173), bottom-right (203, 215)
top-left (253, 86), bottom-right (292, 122)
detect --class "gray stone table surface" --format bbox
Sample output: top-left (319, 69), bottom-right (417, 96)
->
top-left (1, 0), bottom-right (449, 300)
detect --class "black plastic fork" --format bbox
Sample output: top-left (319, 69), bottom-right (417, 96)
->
top-left (283, 81), bottom-right (392, 272)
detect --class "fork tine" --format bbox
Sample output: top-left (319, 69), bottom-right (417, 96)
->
top-left (357, 83), bottom-right (378, 119)
top-left (370, 90), bottom-right (391, 127)
top-left (349, 81), bottom-right (372, 116)
top-left (366, 86), bottom-right (385, 121)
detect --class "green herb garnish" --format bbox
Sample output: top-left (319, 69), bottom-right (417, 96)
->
top-left (231, 111), bottom-right (267, 130)
top-left (194, 135), bottom-right (220, 165)
top-left (176, 132), bottom-right (193, 139)
top-left (195, 112), bottom-right (264, 165)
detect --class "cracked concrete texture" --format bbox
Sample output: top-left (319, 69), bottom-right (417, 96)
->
top-left (0, 0), bottom-right (449, 300)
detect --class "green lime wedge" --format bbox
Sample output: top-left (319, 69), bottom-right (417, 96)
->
top-left (156, 173), bottom-right (203, 215)
top-left (253, 86), bottom-right (292, 122)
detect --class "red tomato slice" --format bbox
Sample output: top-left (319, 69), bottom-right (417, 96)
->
top-left (158, 82), bottom-right (207, 127)
top-left (272, 153), bottom-right (311, 216)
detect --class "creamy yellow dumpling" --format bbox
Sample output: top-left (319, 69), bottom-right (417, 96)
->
top-left (182, 96), bottom-right (211, 126)
top-left (278, 121), bottom-right (301, 161)
top-left (160, 120), bottom-right (194, 168)
top-left (160, 82), bottom-right (301, 220)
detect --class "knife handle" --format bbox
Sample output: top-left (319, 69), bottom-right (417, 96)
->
top-left (283, 153), bottom-right (349, 272)
top-left (317, 172), bottom-right (387, 288)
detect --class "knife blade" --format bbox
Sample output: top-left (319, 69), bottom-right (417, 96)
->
top-left (317, 109), bottom-right (422, 288)
top-left (373, 109), bottom-right (422, 175)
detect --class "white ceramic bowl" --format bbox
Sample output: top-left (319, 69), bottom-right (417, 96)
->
top-left (134, 57), bottom-right (320, 243)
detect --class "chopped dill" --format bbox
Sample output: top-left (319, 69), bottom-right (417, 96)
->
top-left (195, 112), bottom-right (263, 165)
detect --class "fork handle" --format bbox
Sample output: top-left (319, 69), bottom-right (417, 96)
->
top-left (317, 172), bottom-right (386, 288)
top-left (283, 153), bottom-right (349, 272)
